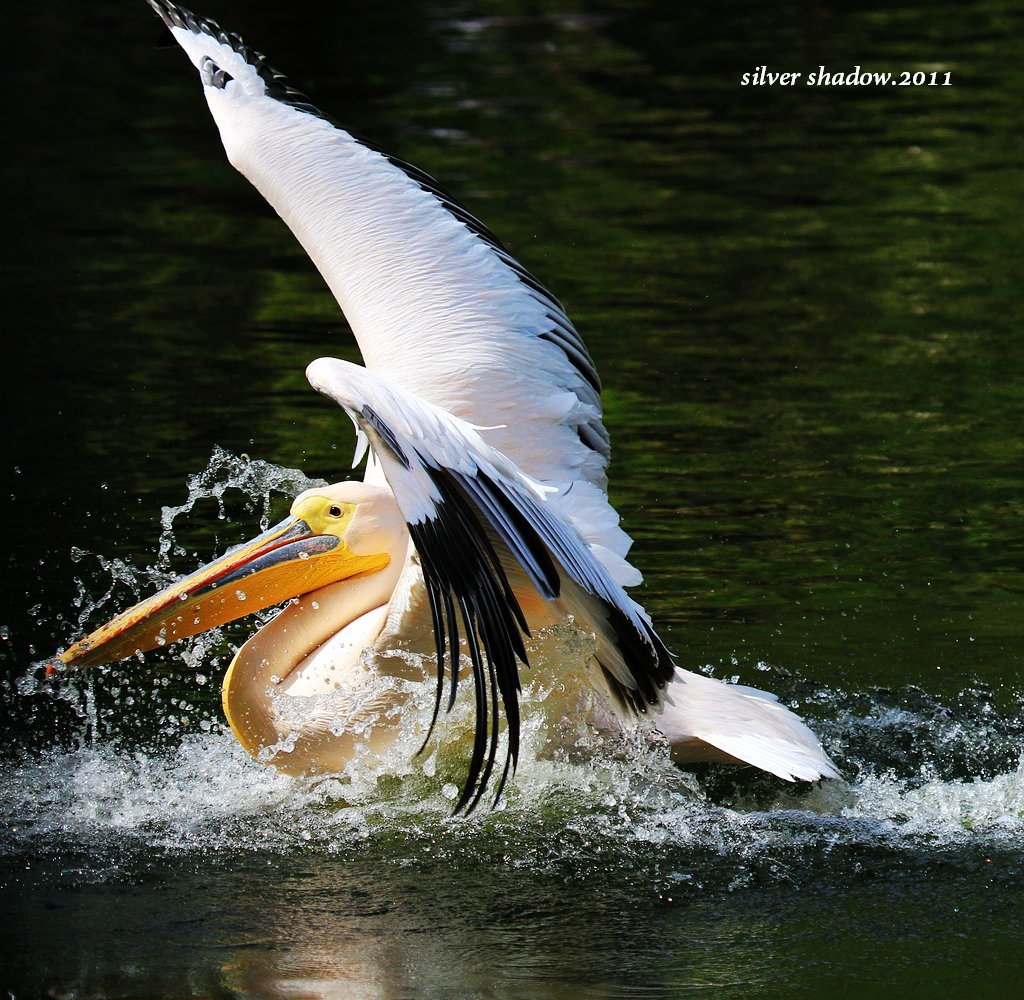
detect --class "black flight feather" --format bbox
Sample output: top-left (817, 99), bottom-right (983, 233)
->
top-left (407, 466), bottom-right (531, 814)
top-left (357, 397), bottom-right (673, 809)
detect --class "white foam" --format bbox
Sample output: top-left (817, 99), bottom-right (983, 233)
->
top-left (843, 761), bottom-right (1024, 842)
top-left (5, 710), bottom-right (1023, 862)
top-left (9, 451), bottom-right (1024, 870)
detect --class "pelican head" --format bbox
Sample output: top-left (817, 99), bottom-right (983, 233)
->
top-left (55, 481), bottom-right (405, 673)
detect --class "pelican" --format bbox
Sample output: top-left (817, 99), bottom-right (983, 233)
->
top-left (54, 1), bottom-right (838, 811)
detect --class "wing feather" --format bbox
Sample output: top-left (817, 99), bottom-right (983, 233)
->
top-left (152, 4), bottom-right (675, 805)
top-left (307, 358), bottom-right (675, 809)
top-left (150, 0), bottom-right (610, 496)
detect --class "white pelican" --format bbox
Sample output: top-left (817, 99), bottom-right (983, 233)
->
top-left (54, 1), bottom-right (838, 811)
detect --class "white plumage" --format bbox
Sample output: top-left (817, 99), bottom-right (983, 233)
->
top-left (56, 2), bottom-right (838, 810)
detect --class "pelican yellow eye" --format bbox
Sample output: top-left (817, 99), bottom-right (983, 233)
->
top-left (289, 494), bottom-right (361, 536)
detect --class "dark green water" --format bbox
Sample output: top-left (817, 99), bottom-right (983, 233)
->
top-left (3, 0), bottom-right (1024, 996)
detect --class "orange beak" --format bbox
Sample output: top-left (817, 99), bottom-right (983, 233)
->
top-left (51, 515), bottom-right (357, 673)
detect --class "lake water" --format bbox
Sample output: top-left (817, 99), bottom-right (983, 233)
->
top-left (3, 0), bottom-right (1023, 996)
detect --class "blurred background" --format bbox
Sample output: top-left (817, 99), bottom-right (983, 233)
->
top-left (5, 0), bottom-right (1023, 719)
top-left (2, 1), bottom-right (1023, 995)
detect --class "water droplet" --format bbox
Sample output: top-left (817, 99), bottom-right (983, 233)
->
top-left (236, 590), bottom-right (247, 601)
top-left (441, 783), bottom-right (459, 800)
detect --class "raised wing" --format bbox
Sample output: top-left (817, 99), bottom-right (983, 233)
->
top-left (307, 358), bottom-right (675, 812)
top-left (148, 1), bottom-right (610, 496)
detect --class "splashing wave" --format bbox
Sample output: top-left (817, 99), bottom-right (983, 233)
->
top-left (5, 451), bottom-right (1023, 875)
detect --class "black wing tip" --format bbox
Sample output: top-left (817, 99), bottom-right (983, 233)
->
top-left (147, 1), bottom-right (210, 33)
top-left (149, 5), bottom-right (603, 417)
top-left (148, 1), bottom-right (327, 119)
top-left (410, 458), bottom-right (678, 805)
top-left (598, 607), bottom-right (675, 714)
top-left (452, 467), bottom-right (560, 601)
top-left (407, 467), bottom-right (534, 816)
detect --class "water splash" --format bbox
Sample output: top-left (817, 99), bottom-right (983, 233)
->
top-left (5, 672), bottom-right (1024, 866)
top-left (12, 449), bottom-right (326, 743)
top-left (5, 452), bottom-right (1024, 882)
top-left (157, 445), bottom-right (324, 562)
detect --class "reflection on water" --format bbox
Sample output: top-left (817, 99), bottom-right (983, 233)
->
top-left (3, 716), bottom-right (1024, 996)
top-left (4, 0), bottom-right (1024, 996)
top-left (4, 521), bottom-right (1024, 995)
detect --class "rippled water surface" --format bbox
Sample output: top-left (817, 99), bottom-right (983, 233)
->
top-left (4, 0), bottom-right (1024, 996)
